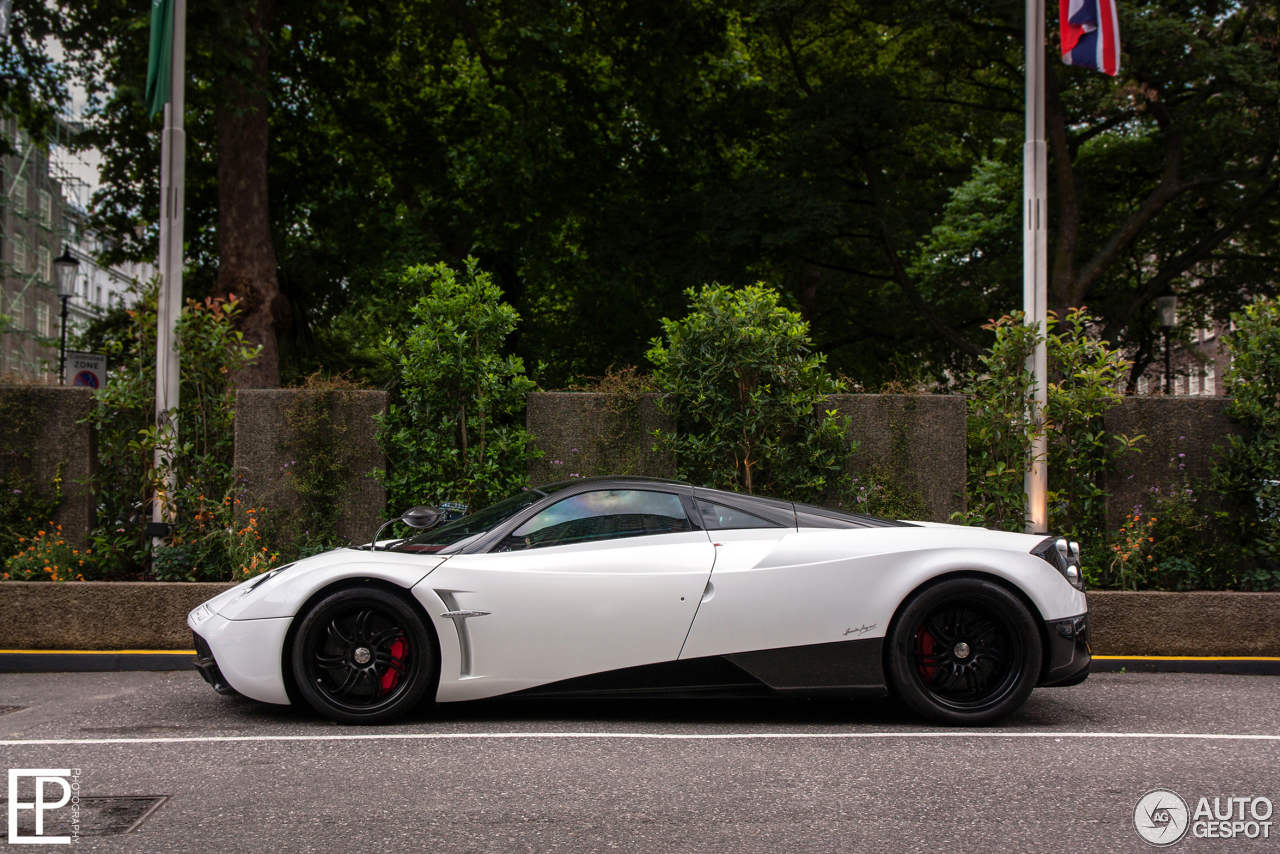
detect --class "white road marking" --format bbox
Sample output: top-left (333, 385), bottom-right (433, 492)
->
top-left (0, 731), bottom-right (1277, 747)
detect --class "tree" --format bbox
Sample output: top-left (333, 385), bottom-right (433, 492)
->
top-left (377, 258), bottom-right (538, 511)
top-left (647, 284), bottom-right (852, 499)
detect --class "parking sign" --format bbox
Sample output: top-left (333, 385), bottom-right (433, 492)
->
top-left (65, 352), bottom-right (107, 389)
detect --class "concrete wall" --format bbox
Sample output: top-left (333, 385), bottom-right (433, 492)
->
top-left (1103, 397), bottom-right (1245, 531)
top-left (0, 582), bottom-right (236, 650)
top-left (234, 389), bottom-right (387, 546)
top-left (0, 583), bottom-right (1275, 656)
top-left (526, 392), bottom-right (675, 485)
top-left (828, 394), bottom-right (966, 523)
top-left (0, 385), bottom-right (95, 548)
top-left (526, 392), bottom-right (966, 522)
top-left (1087, 591), bottom-right (1280, 656)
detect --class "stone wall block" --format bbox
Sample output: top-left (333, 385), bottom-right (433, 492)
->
top-left (0, 385), bottom-right (95, 547)
top-left (526, 392), bottom-right (675, 485)
top-left (1103, 397), bottom-right (1245, 531)
top-left (1087, 591), bottom-right (1280, 656)
top-left (234, 389), bottom-right (387, 547)
top-left (0, 581), bottom-right (236, 650)
top-left (827, 394), bottom-right (967, 523)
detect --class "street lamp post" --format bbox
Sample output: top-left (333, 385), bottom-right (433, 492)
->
top-left (53, 247), bottom-right (80, 384)
top-left (1156, 294), bottom-right (1177, 395)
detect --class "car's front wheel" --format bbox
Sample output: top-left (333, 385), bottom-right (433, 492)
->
top-left (886, 578), bottom-right (1041, 726)
top-left (291, 586), bottom-right (436, 724)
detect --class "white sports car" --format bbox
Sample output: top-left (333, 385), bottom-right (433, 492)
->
top-left (188, 476), bottom-right (1090, 726)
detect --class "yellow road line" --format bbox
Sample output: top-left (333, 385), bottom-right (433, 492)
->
top-left (1090, 660), bottom-right (1280, 665)
top-left (0, 650), bottom-right (195, 655)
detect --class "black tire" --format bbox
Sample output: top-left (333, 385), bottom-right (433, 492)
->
top-left (886, 578), bottom-right (1041, 726)
top-left (291, 586), bottom-right (436, 724)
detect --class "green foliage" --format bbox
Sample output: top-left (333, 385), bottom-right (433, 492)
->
top-left (962, 309), bottom-right (1138, 534)
top-left (3, 524), bottom-right (84, 582)
top-left (1212, 297), bottom-right (1280, 581)
top-left (1091, 445), bottom-right (1248, 591)
top-left (647, 284), bottom-right (853, 501)
top-left (1045, 308), bottom-right (1142, 541)
top-left (960, 314), bottom-right (1040, 531)
top-left (377, 259), bottom-right (539, 512)
top-left (842, 468), bottom-right (929, 522)
top-left (83, 282), bottom-right (260, 580)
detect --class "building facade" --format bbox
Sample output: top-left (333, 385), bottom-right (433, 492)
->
top-left (1, 116), bottom-right (150, 381)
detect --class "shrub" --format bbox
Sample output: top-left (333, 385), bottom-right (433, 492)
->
top-left (82, 282), bottom-right (259, 580)
top-left (3, 524), bottom-right (88, 582)
top-left (1045, 308), bottom-right (1142, 541)
top-left (377, 259), bottom-right (539, 513)
top-left (646, 284), bottom-right (853, 502)
top-left (960, 313), bottom-right (1040, 531)
top-left (962, 308), bottom-right (1138, 536)
top-left (1212, 296), bottom-right (1280, 586)
top-left (1090, 443), bottom-right (1242, 590)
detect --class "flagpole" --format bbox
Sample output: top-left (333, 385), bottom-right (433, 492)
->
top-left (1023, 0), bottom-right (1049, 534)
top-left (152, 0), bottom-right (186, 540)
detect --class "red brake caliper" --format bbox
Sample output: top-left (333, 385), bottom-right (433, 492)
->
top-left (916, 627), bottom-right (936, 682)
top-left (379, 638), bottom-right (406, 694)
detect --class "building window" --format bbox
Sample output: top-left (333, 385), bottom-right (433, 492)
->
top-left (38, 190), bottom-right (51, 225)
top-left (37, 247), bottom-right (51, 282)
top-left (1205, 365), bottom-right (1216, 396)
top-left (13, 241), bottom-right (26, 273)
top-left (11, 177), bottom-right (27, 211)
top-left (35, 302), bottom-right (49, 338)
top-left (1137, 376), bottom-right (1147, 395)
top-left (95, 285), bottom-right (103, 306)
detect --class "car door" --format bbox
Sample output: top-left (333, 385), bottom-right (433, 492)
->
top-left (422, 488), bottom-right (715, 701)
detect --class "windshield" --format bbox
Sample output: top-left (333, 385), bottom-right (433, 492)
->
top-left (392, 489), bottom-right (545, 554)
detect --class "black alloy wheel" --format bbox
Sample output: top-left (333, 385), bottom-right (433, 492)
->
top-left (291, 586), bottom-right (436, 724)
top-left (886, 578), bottom-right (1041, 726)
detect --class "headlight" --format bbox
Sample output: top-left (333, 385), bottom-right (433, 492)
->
top-left (1033, 537), bottom-right (1085, 591)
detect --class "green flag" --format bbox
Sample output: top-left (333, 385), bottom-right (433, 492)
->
top-left (145, 0), bottom-right (174, 118)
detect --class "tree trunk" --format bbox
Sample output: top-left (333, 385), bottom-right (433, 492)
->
top-left (212, 0), bottom-right (285, 388)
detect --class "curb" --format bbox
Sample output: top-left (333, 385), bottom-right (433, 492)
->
top-left (0, 651), bottom-right (196, 672)
top-left (1091, 656), bottom-right (1280, 675)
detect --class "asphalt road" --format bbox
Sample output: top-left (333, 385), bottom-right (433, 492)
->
top-left (1, 671), bottom-right (1277, 852)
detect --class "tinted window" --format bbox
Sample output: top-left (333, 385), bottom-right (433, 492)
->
top-left (697, 501), bottom-right (781, 530)
top-left (495, 490), bottom-right (691, 551)
top-left (394, 490), bottom-right (544, 553)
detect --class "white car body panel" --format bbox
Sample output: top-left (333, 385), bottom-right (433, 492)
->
top-left (186, 613), bottom-right (292, 704)
top-left (681, 527), bottom-right (1085, 660)
top-left (420, 531), bottom-right (714, 701)
top-left (216, 550), bottom-right (446, 621)
top-left (188, 549), bottom-right (447, 703)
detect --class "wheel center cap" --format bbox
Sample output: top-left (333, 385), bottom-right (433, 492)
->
top-left (353, 647), bottom-right (372, 665)
top-left (953, 642), bottom-right (971, 660)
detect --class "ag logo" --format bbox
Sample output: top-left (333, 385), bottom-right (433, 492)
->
top-left (1134, 789), bottom-right (1190, 846)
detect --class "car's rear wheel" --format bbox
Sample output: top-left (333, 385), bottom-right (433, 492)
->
top-left (291, 586), bottom-right (436, 724)
top-left (886, 578), bottom-right (1041, 726)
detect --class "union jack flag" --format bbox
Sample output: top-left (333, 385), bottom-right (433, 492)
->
top-left (1060, 0), bottom-right (1121, 76)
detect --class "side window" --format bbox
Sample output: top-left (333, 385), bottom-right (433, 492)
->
top-left (496, 490), bottom-right (692, 551)
top-left (697, 500), bottom-right (781, 531)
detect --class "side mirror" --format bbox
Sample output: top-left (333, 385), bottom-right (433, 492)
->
top-left (400, 506), bottom-right (441, 530)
